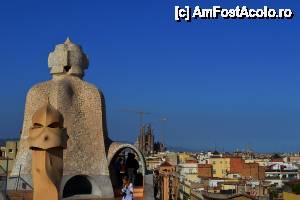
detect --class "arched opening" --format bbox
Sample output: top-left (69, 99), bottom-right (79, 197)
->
top-left (109, 147), bottom-right (144, 193)
top-left (63, 175), bottom-right (92, 198)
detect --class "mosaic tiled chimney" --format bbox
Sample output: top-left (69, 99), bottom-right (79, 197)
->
top-left (9, 38), bottom-right (146, 199)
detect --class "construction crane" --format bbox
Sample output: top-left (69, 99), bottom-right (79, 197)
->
top-left (119, 109), bottom-right (151, 128)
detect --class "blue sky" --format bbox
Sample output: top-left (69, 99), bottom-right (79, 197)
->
top-left (0, 0), bottom-right (299, 152)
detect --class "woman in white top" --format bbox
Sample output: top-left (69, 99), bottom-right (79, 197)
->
top-left (122, 176), bottom-right (134, 200)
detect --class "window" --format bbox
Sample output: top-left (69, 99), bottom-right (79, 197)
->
top-left (213, 169), bottom-right (216, 174)
top-left (9, 149), bottom-right (13, 153)
top-left (212, 161), bottom-right (216, 164)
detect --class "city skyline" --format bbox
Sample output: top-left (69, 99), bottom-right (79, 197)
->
top-left (0, 1), bottom-right (299, 152)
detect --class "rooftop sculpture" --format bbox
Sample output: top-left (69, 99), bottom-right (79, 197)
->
top-left (48, 37), bottom-right (89, 78)
top-left (28, 101), bottom-right (68, 200)
top-left (9, 38), bottom-right (146, 199)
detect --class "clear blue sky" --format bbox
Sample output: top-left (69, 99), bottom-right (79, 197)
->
top-left (0, 1), bottom-right (299, 152)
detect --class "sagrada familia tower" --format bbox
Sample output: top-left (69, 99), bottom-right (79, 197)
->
top-left (9, 38), bottom-right (150, 199)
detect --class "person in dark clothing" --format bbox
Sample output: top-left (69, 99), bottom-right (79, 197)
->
top-left (114, 157), bottom-right (122, 186)
top-left (126, 153), bottom-right (139, 185)
top-left (119, 158), bottom-right (127, 183)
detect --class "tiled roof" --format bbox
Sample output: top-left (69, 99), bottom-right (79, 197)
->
top-left (160, 161), bottom-right (172, 167)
